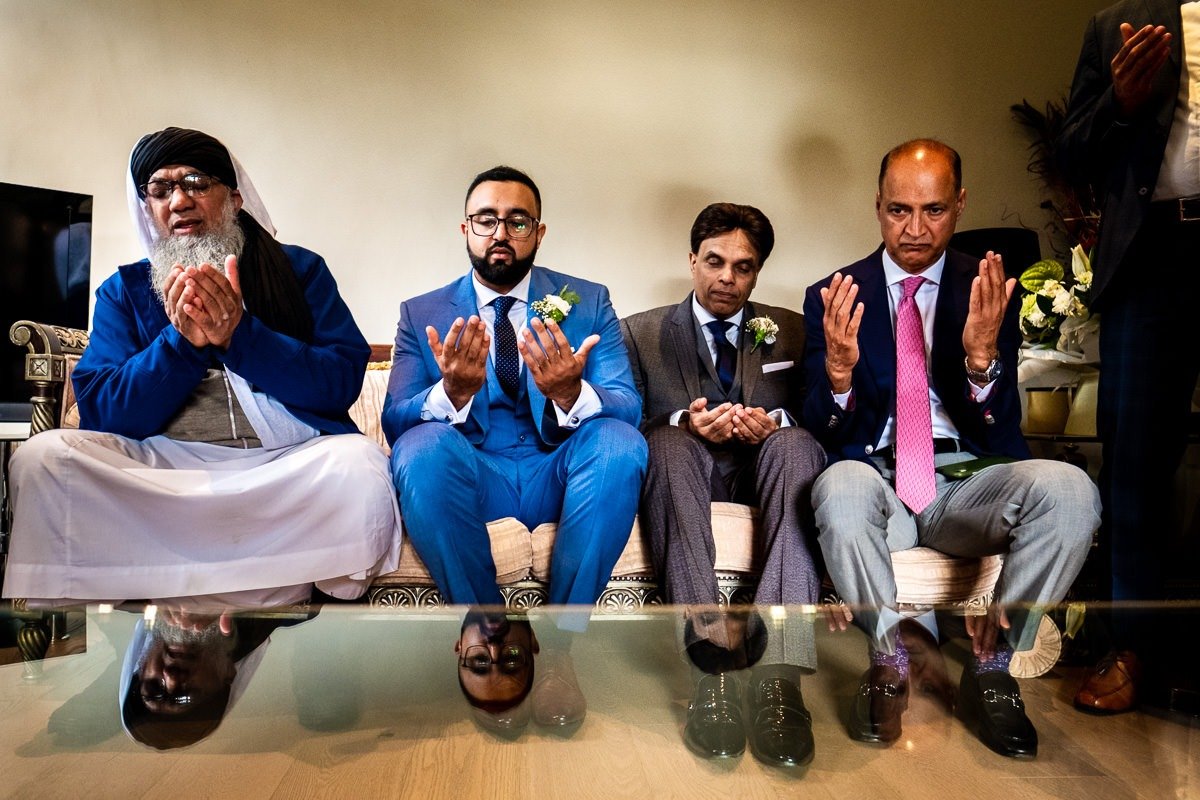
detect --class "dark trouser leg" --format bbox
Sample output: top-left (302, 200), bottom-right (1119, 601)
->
top-left (751, 427), bottom-right (825, 671)
top-left (1097, 220), bottom-right (1200, 653)
top-left (640, 424), bottom-right (723, 608)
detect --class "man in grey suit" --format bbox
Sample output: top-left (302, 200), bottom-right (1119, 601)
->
top-left (805, 140), bottom-right (1099, 759)
top-left (622, 203), bottom-right (825, 769)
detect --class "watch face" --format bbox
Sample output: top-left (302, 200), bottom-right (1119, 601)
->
top-left (986, 358), bottom-right (1002, 380)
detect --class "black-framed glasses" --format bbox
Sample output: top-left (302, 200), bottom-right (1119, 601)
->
top-left (459, 643), bottom-right (530, 675)
top-left (466, 213), bottom-right (538, 239)
top-left (141, 173), bottom-right (221, 202)
top-left (139, 676), bottom-right (193, 707)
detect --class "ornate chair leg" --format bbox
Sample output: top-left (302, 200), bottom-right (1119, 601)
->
top-left (17, 617), bottom-right (51, 680)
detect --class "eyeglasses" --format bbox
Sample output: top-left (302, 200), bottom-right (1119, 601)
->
top-left (466, 213), bottom-right (538, 239)
top-left (141, 173), bottom-right (221, 202)
top-left (139, 676), bottom-right (193, 707)
top-left (459, 643), bottom-right (530, 675)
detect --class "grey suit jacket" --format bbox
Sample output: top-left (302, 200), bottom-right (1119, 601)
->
top-left (620, 295), bottom-right (806, 431)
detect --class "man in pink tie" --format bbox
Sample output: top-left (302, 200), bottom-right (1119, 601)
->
top-left (801, 140), bottom-right (1099, 758)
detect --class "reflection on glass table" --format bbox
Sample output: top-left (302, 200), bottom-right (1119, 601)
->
top-left (1, 601), bottom-right (1196, 799)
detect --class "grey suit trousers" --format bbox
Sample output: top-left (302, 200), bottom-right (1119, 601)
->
top-left (814, 453), bottom-right (1099, 654)
top-left (640, 424), bottom-right (826, 669)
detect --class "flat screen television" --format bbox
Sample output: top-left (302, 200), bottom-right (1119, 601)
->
top-left (0, 181), bottom-right (92, 422)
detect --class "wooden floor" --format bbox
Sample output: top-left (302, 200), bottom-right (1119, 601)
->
top-left (1, 607), bottom-right (1196, 800)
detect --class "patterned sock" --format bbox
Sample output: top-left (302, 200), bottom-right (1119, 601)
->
top-left (971, 643), bottom-right (1014, 675)
top-left (870, 635), bottom-right (909, 678)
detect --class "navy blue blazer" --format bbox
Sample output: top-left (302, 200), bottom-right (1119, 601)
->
top-left (1057, 0), bottom-right (1182, 307)
top-left (382, 266), bottom-right (642, 448)
top-left (801, 247), bottom-right (1029, 466)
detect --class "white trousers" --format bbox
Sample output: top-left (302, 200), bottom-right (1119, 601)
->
top-left (2, 430), bottom-right (402, 604)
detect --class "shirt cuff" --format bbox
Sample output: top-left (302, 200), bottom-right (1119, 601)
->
top-left (832, 388), bottom-right (854, 410)
top-left (967, 379), bottom-right (996, 403)
top-left (552, 380), bottom-right (602, 429)
top-left (421, 380), bottom-right (473, 423)
top-left (769, 408), bottom-right (795, 428)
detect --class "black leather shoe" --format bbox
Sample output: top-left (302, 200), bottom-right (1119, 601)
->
top-left (958, 669), bottom-right (1038, 758)
top-left (684, 673), bottom-right (745, 759)
top-left (848, 664), bottom-right (908, 744)
top-left (745, 674), bottom-right (814, 768)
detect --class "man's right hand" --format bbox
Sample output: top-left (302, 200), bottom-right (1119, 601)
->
top-left (1112, 23), bottom-right (1172, 119)
top-left (162, 264), bottom-right (211, 349)
top-left (684, 397), bottom-right (736, 444)
top-left (427, 316), bottom-right (490, 410)
top-left (820, 272), bottom-right (863, 394)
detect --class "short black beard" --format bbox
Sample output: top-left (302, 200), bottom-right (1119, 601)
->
top-left (468, 241), bottom-right (536, 288)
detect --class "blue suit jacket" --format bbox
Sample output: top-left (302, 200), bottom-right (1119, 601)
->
top-left (801, 247), bottom-right (1030, 465)
top-left (382, 266), bottom-right (641, 448)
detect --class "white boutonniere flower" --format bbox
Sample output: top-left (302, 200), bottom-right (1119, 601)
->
top-left (745, 316), bottom-right (779, 352)
top-left (530, 285), bottom-right (582, 323)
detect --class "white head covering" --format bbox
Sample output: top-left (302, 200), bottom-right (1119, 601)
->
top-left (118, 615), bottom-right (270, 750)
top-left (125, 141), bottom-right (275, 259)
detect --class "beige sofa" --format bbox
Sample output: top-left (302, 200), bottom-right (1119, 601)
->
top-left (6, 320), bottom-right (1060, 676)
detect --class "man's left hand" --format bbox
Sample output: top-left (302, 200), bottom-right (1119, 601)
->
top-left (179, 255), bottom-right (244, 350)
top-left (965, 603), bottom-right (1011, 661)
top-left (518, 317), bottom-right (599, 411)
top-left (731, 405), bottom-right (778, 445)
top-left (962, 251), bottom-right (1015, 377)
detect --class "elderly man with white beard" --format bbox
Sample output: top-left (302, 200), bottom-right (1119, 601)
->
top-left (1, 127), bottom-right (402, 608)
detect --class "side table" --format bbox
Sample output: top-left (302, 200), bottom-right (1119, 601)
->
top-left (1, 421), bottom-right (32, 563)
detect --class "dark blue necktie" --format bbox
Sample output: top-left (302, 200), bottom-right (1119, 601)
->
top-left (705, 320), bottom-right (737, 392)
top-left (492, 295), bottom-right (520, 397)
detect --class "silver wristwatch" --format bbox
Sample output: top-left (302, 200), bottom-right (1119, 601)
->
top-left (964, 355), bottom-right (1002, 384)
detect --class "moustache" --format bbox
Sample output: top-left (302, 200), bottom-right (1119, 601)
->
top-left (488, 243), bottom-right (516, 257)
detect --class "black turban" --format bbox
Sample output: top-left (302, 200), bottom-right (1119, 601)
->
top-left (131, 127), bottom-right (238, 196)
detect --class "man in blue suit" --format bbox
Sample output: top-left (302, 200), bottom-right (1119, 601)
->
top-left (384, 166), bottom-right (647, 611)
top-left (803, 140), bottom-right (1099, 758)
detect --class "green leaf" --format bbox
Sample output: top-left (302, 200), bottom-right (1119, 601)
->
top-left (1019, 259), bottom-right (1064, 292)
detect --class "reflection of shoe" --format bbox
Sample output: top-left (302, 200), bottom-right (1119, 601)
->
top-left (471, 701), bottom-right (531, 739)
top-left (848, 665), bottom-right (907, 744)
top-left (745, 674), bottom-right (814, 768)
top-left (684, 673), bottom-right (745, 759)
top-left (531, 654), bottom-right (586, 731)
top-left (684, 611), bottom-right (767, 675)
top-left (958, 669), bottom-right (1037, 759)
top-left (899, 619), bottom-right (955, 713)
top-left (1074, 650), bottom-right (1140, 715)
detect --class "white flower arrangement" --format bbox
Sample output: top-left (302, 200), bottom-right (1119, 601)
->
top-left (1018, 244), bottom-right (1096, 356)
top-left (745, 316), bottom-right (779, 352)
top-left (530, 285), bottom-right (582, 323)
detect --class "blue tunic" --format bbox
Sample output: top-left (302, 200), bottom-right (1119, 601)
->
top-left (73, 244), bottom-right (369, 437)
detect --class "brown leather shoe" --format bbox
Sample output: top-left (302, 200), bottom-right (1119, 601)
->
top-left (848, 664), bottom-right (908, 744)
top-left (899, 619), bottom-right (955, 713)
top-left (531, 653), bottom-right (587, 731)
top-left (1074, 650), bottom-right (1141, 714)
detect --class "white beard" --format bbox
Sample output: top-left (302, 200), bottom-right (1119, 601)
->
top-left (149, 200), bottom-right (245, 304)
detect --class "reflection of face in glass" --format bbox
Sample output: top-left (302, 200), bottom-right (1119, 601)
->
top-left (456, 610), bottom-right (539, 713)
top-left (122, 614), bottom-right (238, 750)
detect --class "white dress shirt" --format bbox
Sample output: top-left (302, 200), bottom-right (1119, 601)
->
top-left (422, 271), bottom-right (601, 427)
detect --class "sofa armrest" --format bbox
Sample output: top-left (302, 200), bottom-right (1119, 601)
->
top-left (8, 320), bottom-right (89, 435)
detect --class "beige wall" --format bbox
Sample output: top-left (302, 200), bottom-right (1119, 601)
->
top-left (1, 0), bottom-right (1106, 342)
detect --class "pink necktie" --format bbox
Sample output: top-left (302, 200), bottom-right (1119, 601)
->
top-left (894, 275), bottom-right (936, 513)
